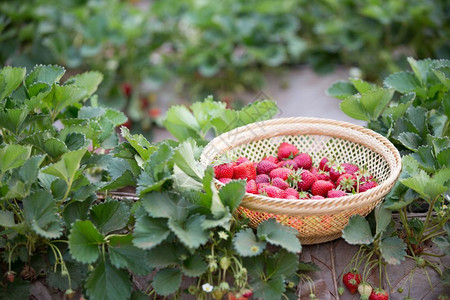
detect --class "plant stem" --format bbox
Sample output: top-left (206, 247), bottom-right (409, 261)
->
top-left (417, 196), bottom-right (440, 244)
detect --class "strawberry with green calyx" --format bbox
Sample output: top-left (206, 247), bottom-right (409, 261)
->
top-left (284, 187), bottom-right (299, 199)
top-left (319, 157), bottom-right (331, 171)
top-left (269, 167), bottom-right (293, 181)
top-left (311, 180), bottom-right (334, 197)
top-left (261, 186), bottom-right (284, 198)
top-left (356, 167), bottom-right (374, 183)
top-left (358, 282), bottom-right (372, 300)
top-left (336, 173), bottom-right (357, 192)
top-left (294, 152), bottom-right (312, 170)
top-left (311, 167), bottom-right (330, 181)
top-left (369, 288), bottom-right (388, 300)
top-left (233, 161), bottom-right (256, 180)
top-left (272, 177), bottom-right (289, 190)
top-left (343, 269), bottom-right (362, 294)
top-left (277, 142), bottom-right (299, 160)
top-left (330, 164), bottom-right (346, 182)
top-left (298, 191), bottom-right (310, 199)
top-left (342, 162), bottom-right (359, 174)
top-left (288, 169), bottom-right (317, 191)
top-left (214, 163), bottom-right (235, 179)
top-left (257, 160), bottom-right (277, 174)
top-left (278, 159), bottom-right (298, 170)
top-left (246, 180), bottom-right (257, 194)
top-left (359, 180), bottom-right (378, 192)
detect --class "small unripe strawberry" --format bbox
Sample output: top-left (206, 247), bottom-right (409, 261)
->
top-left (5, 271), bottom-right (15, 283)
top-left (358, 282), bottom-right (372, 299)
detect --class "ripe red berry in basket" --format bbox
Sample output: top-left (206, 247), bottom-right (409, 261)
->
top-left (278, 159), bottom-right (298, 170)
top-left (298, 191), bottom-right (310, 199)
top-left (369, 288), bottom-right (389, 300)
top-left (255, 174), bottom-right (270, 184)
top-left (294, 153), bottom-right (312, 170)
top-left (357, 168), bottom-right (374, 183)
top-left (277, 142), bottom-right (299, 160)
top-left (214, 163), bottom-right (234, 179)
top-left (261, 186), bottom-right (284, 198)
top-left (257, 160), bottom-right (277, 174)
top-left (311, 180), bottom-right (334, 197)
top-left (288, 169), bottom-right (317, 191)
top-left (343, 271), bottom-right (362, 294)
top-left (311, 167), bottom-right (330, 181)
top-left (262, 155), bottom-right (278, 164)
top-left (236, 157), bottom-right (250, 165)
top-left (284, 187), bottom-right (299, 199)
top-left (359, 180), bottom-right (378, 192)
top-left (272, 177), bottom-right (289, 190)
top-left (269, 168), bottom-right (293, 181)
top-left (327, 189), bottom-right (347, 198)
top-left (233, 161), bottom-right (256, 180)
top-left (330, 164), bottom-right (346, 182)
top-left (337, 173), bottom-right (357, 192)
top-left (311, 195), bottom-right (325, 200)
top-left (257, 182), bottom-right (269, 192)
top-left (218, 178), bottom-right (232, 184)
top-left (319, 157), bottom-right (331, 172)
top-left (286, 195), bottom-right (298, 200)
top-left (342, 163), bottom-right (359, 175)
top-left (246, 180), bottom-right (258, 194)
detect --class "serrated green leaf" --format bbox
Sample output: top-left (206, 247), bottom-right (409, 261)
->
top-left (401, 170), bottom-right (447, 201)
top-left (136, 172), bottom-right (169, 195)
top-left (375, 204), bottom-right (392, 236)
top-left (342, 215), bottom-right (374, 245)
top-left (163, 105), bottom-right (201, 141)
top-left (120, 127), bottom-right (155, 160)
top-left (433, 68), bottom-right (450, 89)
top-left (326, 80), bottom-right (358, 99)
top-left (132, 215), bottom-right (170, 250)
top-left (168, 214), bottom-right (209, 249)
top-left (397, 132), bottom-right (422, 151)
top-left (407, 57), bottom-right (433, 84)
top-left (360, 88), bottom-right (394, 120)
top-left (152, 268), bottom-right (182, 296)
top-left (0, 278), bottom-right (31, 300)
top-left (380, 236), bottom-right (406, 265)
top-left (411, 146), bottom-right (436, 173)
top-left (43, 84), bottom-right (88, 117)
top-left (0, 108), bottom-right (30, 134)
top-left (173, 140), bottom-right (205, 181)
top-left (340, 95), bottom-right (368, 121)
top-left (219, 180), bottom-right (246, 212)
top-left (434, 168), bottom-right (450, 187)
top-left (190, 97), bottom-right (227, 133)
top-left (250, 275), bottom-right (285, 300)
top-left (384, 71), bottom-right (420, 93)
top-left (108, 234), bottom-right (151, 275)
top-left (141, 192), bottom-right (177, 219)
top-left (182, 253), bottom-right (207, 277)
top-left (65, 71), bottom-right (103, 97)
top-left (350, 78), bottom-right (373, 93)
top-left (90, 200), bottom-right (130, 235)
top-left (23, 190), bottom-right (63, 238)
top-left (257, 218), bottom-right (301, 253)
top-left (0, 210), bottom-right (15, 227)
top-left (268, 250), bottom-right (299, 278)
top-left (0, 66), bottom-right (26, 101)
top-left (146, 243), bottom-right (180, 268)
top-left (234, 228), bottom-right (266, 256)
top-left (41, 148), bottom-right (87, 183)
top-left (44, 137), bottom-right (69, 158)
top-left (437, 148), bottom-right (450, 168)
top-left (432, 235), bottom-right (450, 255)
top-left (47, 259), bottom-right (87, 291)
top-left (237, 100), bottom-right (279, 128)
top-left (19, 155), bottom-right (45, 183)
top-left (104, 109), bottom-right (127, 126)
top-left (64, 132), bottom-right (87, 150)
top-left (405, 106), bottom-right (427, 136)
top-left (62, 195), bottom-right (95, 228)
top-left (25, 65), bottom-right (65, 88)
top-left (0, 144), bottom-right (32, 174)
top-left (68, 220), bottom-right (104, 263)
top-left (85, 259), bottom-right (131, 300)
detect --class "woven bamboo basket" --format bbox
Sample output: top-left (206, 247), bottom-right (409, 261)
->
top-left (200, 117), bottom-right (402, 245)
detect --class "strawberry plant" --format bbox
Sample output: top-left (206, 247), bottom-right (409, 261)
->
top-left (329, 57), bottom-right (449, 294)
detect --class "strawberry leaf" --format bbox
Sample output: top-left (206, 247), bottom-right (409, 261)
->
top-left (234, 228), bottom-right (266, 257)
top-left (120, 127), bottom-right (156, 161)
top-left (41, 148), bottom-right (87, 184)
top-left (132, 215), bottom-right (170, 250)
top-left (181, 253), bottom-right (207, 277)
top-left (0, 108), bottom-right (30, 135)
top-left (68, 220), bottom-right (104, 263)
top-left (326, 80), bottom-right (357, 99)
top-left (146, 243), bottom-right (180, 268)
top-left (384, 71), bottom-right (420, 93)
top-left (43, 137), bottom-right (69, 158)
top-left (340, 95), bottom-right (369, 121)
top-left (0, 210), bottom-right (15, 227)
top-left (25, 65), bottom-right (65, 88)
top-left (380, 236), bottom-right (406, 265)
top-left (257, 218), bottom-right (301, 253)
top-left (375, 203), bottom-right (392, 236)
top-left (89, 200), bottom-right (130, 235)
top-left (0, 144), bottom-right (32, 174)
top-left (250, 275), bottom-right (285, 300)
top-left (85, 258), bottom-right (131, 300)
top-left (152, 268), bottom-right (182, 296)
top-left (64, 71), bottom-right (103, 98)
top-left (401, 170), bottom-right (447, 201)
top-left (167, 214), bottom-right (209, 249)
top-left (163, 105), bottom-right (201, 141)
top-left (218, 180), bottom-right (246, 212)
top-left (342, 215), bottom-right (374, 245)
top-left (0, 66), bottom-right (26, 101)
top-left (108, 234), bottom-right (151, 275)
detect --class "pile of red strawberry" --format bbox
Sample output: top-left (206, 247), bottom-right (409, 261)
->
top-left (214, 142), bottom-right (378, 199)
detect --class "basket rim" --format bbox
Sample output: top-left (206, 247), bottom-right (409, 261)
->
top-left (200, 117), bottom-right (402, 215)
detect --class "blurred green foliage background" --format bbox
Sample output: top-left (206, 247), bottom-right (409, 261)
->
top-left (1, 0), bottom-right (448, 134)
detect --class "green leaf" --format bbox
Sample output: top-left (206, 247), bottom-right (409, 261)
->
top-left (350, 78), bottom-right (373, 93)
top-left (326, 80), bottom-right (357, 99)
top-left (104, 109), bottom-right (127, 127)
top-left (108, 234), bottom-right (151, 275)
top-left (0, 278), bottom-right (31, 300)
top-left (132, 215), bottom-right (170, 250)
top-left (19, 155), bottom-right (45, 183)
top-left (250, 275), bottom-right (285, 300)
top-left (360, 88), bottom-right (395, 120)
top-left (190, 97), bottom-right (227, 133)
top-left (432, 235), bottom-right (450, 255)
top-left (407, 57), bottom-right (433, 84)
top-left (64, 132), bottom-right (87, 150)
top-left (0, 108), bottom-right (30, 134)
top-left (68, 220), bottom-right (104, 263)
top-left (257, 218), bottom-right (301, 253)
top-left (152, 268), bottom-right (182, 296)
top-left (0, 144), bottom-right (32, 174)
top-left (47, 259), bottom-right (87, 291)
top-left (237, 100), bottom-right (279, 128)
top-left (298, 261), bottom-right (321, 272)
top-left (340, 95), bottom-right (368, 121)
top-left (380, 236), bottom-right (407, 265)
top-left (62, 196), bottom-right (95, 228)
top-left (163, 105), bottom-right (201, 141)
top-left (23, 190), bottom-right (63, 238)
top-left (342, 215), bottom-right (374, 245)
top-left (43, 84), bottom-right (88, 116)
top-left (25, 65), bottom-right (65, 88)
top-left (411, 146), bottom-right (436, 173)
top-left (434, 168), bottom-right (450, 187)
top-left (234, 228), bottom-right (266, 256)
top-left (0, 66), bottom-right (26, 101)
top-left (0, 210), bottom-right (15, 227)
top-left (89, 200), bottom-right (130, 235)
top-left (120, 127), bottom-right (156, 161)
top-left (141, 192), bottom-right (177, 219)
top-left (375, 204), bottom-right (392, 236)
top-left (65, 71), bottom-right (103, 97)
top-left (401, 170), bottom-right (447, 201)
top-left (384, 71), bottom-right (421, 93)
top-left (146, 243), bottom-right (180, 268)
top-left (41, 148), bottom-right (87, 183)
top-left (85, 259), bottom-right (131, 300)
top-left (268, 250), bottom-right (299, 278)
top-left (397, 132), bottom-right (422, 151)
top-left (173, 140), bottom-right (205, 181)
top-left (181, 253), bottom-right (207, 277)
top-left (44, 137), bottom-right (69, 158)
top-left (219, 181), bottom-right (246, 212)
top-left (168, 214), bottom-right (209, 249)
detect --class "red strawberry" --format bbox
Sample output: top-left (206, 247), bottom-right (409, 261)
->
top-left (214, 163), bottom-right (234, 179)
top-left (121, 83), bottom-right (132, 98)
top-left (343, 271), bottom-right (362, 294)
top-left (272, 177), bottom-right (289, 190)
top-left (257, 182), bottom-right (270, 192)
top-left (311, 195), bottom-right (325, 200)
top-left (121, 119), bottom-right (132, 129)
top-left (255, 174), bottom-right (270, 184)
top-left (284, 187), bottom-right (299, 199)
top-left (356, 168), bottom-right (374, 183)
top-left (359, 180), bottom-right (378, 192)
top-left (311, 167), bottom-right (330, 181)
top-left (242, 289), bottom-right (253, 298)
top-left (342, 163), bottom-right (359, 175)
top-left (286, 195), bottom-right (298, 200)
top-left (236, 157), bottom-right (250, 165)
top-left (277, 142), bottom-right (299, 160)
top-left (298, 191), bottom-right (310, 199)
top-left (330, 164), bottom-right (346, 182)
top-left (261, 186), bottom-right (284, 198)
top-left (327, 189), bottom-right (347, 198)
top-left (311, 180), bottom-right (334, 197)
top-left (288, 169), bottom-right (317, 191)
top-left (262, 155), bottom-right (278, 164)
top-left (257, 160), bottom-right (277, 174)
top-left (233, 161), bottom-right (256, 180)
top-left (293, 153), bottom-right (312, 170)
top-left (5, 271), bottom-right (15, 283)
top-left (319, 157), bottom-right (331, 172)
top-left (269, 168), bottom-right (293, 181)
top-left (218, 178), bottom-right (232, 184)
top-left (336, 173), bottom-right (357, 192)
top-left (246, 180), bottom-right (257, 194)
top-left (278, 159), bottom-right (298, 170)
top-left (369, 288), bottom-right (389, 300)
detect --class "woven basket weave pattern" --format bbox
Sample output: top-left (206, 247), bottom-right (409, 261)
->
top-left (200, 118), bottom-right (401, 245)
